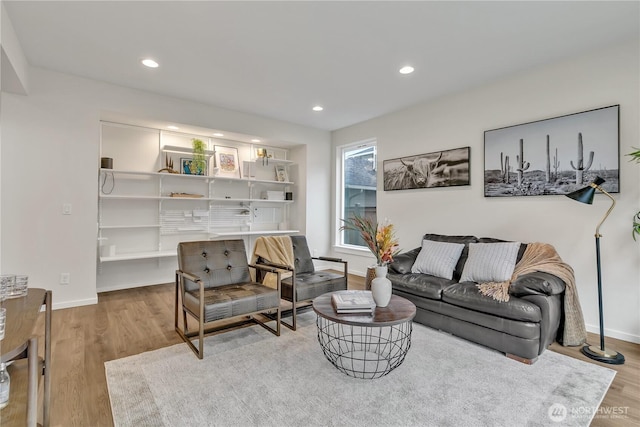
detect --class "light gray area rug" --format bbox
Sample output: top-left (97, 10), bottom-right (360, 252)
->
top-left (105, 312), bottom-right (615, 427)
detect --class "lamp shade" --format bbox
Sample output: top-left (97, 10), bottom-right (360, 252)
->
top-left (565, 176), bottom-right (605, 205)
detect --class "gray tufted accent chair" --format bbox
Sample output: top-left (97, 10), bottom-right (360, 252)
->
top-left (175, 239), bottom-right (281, 358)
top-left (257, 235), bottom-right (348, 330)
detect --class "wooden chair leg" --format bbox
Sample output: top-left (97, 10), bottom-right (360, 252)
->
top-left (183, 310), bottom-right (188, 334)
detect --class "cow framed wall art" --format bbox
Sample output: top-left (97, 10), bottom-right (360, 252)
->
top-left (484, 105), bottom-right (619, 197)
top-left (383, 147), bottom-right (470, 191)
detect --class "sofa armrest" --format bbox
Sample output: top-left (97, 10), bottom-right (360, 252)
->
top-left (510, 272), bottom-right (566, 297)
top-left (388, 247), bottom-right (421, 274)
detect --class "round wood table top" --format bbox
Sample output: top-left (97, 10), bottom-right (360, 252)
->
top-left (312, 291), bottom-right (416, 327)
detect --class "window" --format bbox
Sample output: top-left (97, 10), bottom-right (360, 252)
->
top-left (337, 140), bottom-right (377, 249)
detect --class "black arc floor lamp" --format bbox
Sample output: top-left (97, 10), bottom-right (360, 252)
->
top-left (565, 176), bottom-right (625, 364)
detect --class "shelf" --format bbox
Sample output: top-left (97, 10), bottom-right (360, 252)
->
top-left (100, 194), bottom-right (293, 203)
top-left (99, 169), bottom-right (293, 185)
top-left (99, 250), bottom-right (177, 262)
top-left (161, 145), bottom-right (215, 156)
top-left (251, 158), bottom-right (294, 165)
top-left (210, 197), bottom-right (293, 203)
top-left (100, 168), bottom-right (212, 180)
top-left (246, 178), bottom-right (294, 185)
top-left (99, 225), bottom-right (161, 229)
top-left (100, 195), bottom-right (161, 200)
top-left (210, 229), bottom-right (300, 237)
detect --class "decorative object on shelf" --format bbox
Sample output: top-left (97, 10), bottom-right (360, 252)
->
top-left (485, 105), bottom-right (619, 197)
top-left (261, 191), bottom-right (285, 201)
top-left (275, 164), bottom-right (288, 182)
top-left (256, 147), bottom-right (269, 166)
top-left (371, 265), bottom-right (392, 307)
top-left (285, 192), bottom-right (293, 200)
top-left (158, 154), bottom-right (178, 174)
top-left (169, 192), bottom-right (204, 198)
top-left (383, 147), bottom-right (470, 191)
top-left (214, 145), bottom-right (241, 178)
top-left (565, 176), bottom-right (624, 365)
top-left (100, 164), bottom-right (115, 195)
top-left (242, 161), bottom-right (255, 178)
top-left (181, 158), bottom-right (207, 176)
top-left (191, 138), bottom-right (207, 175)
top-left (100, 157), bottom-right (113, 169)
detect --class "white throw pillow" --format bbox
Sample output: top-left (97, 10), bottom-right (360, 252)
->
top-left (459, 242), bottom-right (521, 283)
top-left (411, 239), bottom-right (465, 279)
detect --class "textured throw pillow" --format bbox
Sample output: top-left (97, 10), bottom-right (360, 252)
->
top-left (411, 239), bottom-right (465, 279)
top-left (459, 242), bottom-right (521, 283)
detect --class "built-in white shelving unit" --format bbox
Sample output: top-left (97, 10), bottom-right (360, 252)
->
top-left (97, 121), bottom-right (299, 291)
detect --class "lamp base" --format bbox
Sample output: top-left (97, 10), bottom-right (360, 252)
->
top-left (581, 345), bottom-right (625, 365)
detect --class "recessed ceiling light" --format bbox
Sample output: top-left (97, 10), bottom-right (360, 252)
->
top-left (399, 65), bottom-right (414, 75)
top-left (167, 125), bottom-right (179, 130)
top-left (141, 58), bottom-right (159, 68)
top-left (251, 139), bottom-right (261, 143)
top-left (213, 133), bottom-right (224, 137)
top-left (312, 105), bottom-right (324, 112)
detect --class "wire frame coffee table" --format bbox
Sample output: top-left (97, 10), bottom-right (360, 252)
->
top-left (312, 292), bottom-right (416, 379)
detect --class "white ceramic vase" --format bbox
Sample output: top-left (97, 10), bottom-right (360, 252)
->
top-left (371, 265), bottom-right (392, 307)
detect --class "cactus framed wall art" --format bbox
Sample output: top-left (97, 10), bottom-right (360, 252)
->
top-left (484, 105), bottom-right (619, 197)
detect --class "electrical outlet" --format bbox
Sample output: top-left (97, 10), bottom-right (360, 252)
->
top-left (60, 273), bottom-right (70, 285)
top-left (62, 203), bottom-right (72, 215)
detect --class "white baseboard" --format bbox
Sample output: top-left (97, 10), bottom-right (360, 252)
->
top-left (97, 280), bottom-right (168, 293)
top-left (585, 323), bottom-right (640, 344)
top-left (52, 296), bottom-right (98, 311)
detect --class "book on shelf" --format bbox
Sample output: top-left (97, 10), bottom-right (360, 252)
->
top-left (331, 290), bottom-right (375, 314)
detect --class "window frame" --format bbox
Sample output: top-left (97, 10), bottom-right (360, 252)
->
top-left (334, 138), bottom-right (377, 254)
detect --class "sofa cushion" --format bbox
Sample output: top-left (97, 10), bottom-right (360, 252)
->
top-left (388, 247), bottom-right (421, 274)
top-left (388, 273), bottom-right (456, 301)
top-left (478, 237), bottom-right (527, 264)
top-left (281, 271), bottom-right (346, 302)
top-left (459, 241), bottom-right (521, 283)
top-left (422, 234), bottom-right (478, 280)
top-left (411, 239), bottom-right (465, 279)
top-left (442, 282), bottom-right (542, 322)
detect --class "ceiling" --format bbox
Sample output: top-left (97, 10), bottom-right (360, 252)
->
top-left (4, 1), bottom-right (639, 132)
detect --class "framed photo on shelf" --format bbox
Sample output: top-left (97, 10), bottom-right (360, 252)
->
top-left (214, 146), bottom-right (241, 179)
top-left (275, 164), bottom-right (288, 182)
top-left (180, 157), bottom-right (207, 176)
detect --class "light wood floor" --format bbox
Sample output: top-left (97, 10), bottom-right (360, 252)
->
top-left (34, 275), bottom-right (639, 427)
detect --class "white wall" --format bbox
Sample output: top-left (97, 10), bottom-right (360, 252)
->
top-left (332, 41), bottom-right (640, 343)
top-left (1, 67), bottom-right (331, 309)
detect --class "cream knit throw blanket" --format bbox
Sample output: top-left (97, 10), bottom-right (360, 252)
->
top-left (477, 242), bottom-right (587, 346)
top-left (251, 236), bottom-right (294, 288)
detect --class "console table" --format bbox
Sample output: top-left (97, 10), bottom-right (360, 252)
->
top-left (0, 289), bottom-right (52, 427)
top-left (313, 292), bottom-right (416, 379)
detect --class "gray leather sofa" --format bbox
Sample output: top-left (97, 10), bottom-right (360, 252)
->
top-left (388, 234), bottom-right (565, 363)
